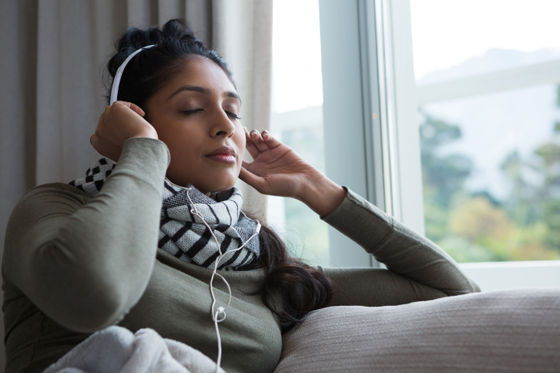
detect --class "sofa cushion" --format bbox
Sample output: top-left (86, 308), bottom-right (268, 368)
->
top-left (274, 289), bottom-right (560, 372)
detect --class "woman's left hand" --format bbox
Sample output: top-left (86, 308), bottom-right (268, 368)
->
top-left (240, 129), bottom-right (346, 216)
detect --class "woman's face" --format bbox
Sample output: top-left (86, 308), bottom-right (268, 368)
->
top-left (144, 55), bottom-right (245, 193)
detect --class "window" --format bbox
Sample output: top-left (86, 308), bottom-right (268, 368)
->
top-left (410, 0), bottom-right (560, 264)
top-left (381, 0), bottom-right (560, 289)
top-left (270, 0), bottom-right (560, 289)
top-left (268, 0), bottom-right (330, 266)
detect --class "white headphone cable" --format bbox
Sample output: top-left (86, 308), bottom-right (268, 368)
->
top-left (185, 188), bottom-right (261, 373)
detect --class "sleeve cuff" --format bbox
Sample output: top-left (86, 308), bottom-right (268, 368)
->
top-left (321, 187), bottom-right (394, 250)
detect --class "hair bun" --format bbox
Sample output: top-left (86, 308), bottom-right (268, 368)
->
top-left (109, 18), bottom-right (202, 77)
top-left (162, 18), bottom-right (199, 44)
top-left (108, 26), bottom-right (160, 77)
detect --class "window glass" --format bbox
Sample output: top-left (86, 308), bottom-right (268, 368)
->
top-left (411, 0), bottom-right (560, 83)
top-left (268, 0), bottom-right (329, 266)
top-left (411, 0), bottom-right (560, 262)
top-left (420, 86), bottom-right (560, 261)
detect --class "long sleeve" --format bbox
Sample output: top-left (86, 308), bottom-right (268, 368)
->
top-left (321, 188), bottom-right (480, 307)
top-left (3, 137), bottom-right (170, 333)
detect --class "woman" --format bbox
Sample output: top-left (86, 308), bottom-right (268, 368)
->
top-left (2, 19), bottom-right (479, 373)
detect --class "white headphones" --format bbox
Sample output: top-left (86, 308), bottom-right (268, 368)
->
top-left (109, 44), bottom-right (157, 104)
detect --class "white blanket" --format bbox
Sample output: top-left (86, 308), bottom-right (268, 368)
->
top-left (44, 326), bottom-right (225, 373)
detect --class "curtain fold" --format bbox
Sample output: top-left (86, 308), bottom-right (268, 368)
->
top-left (0, 0), bottom-right (272, 366)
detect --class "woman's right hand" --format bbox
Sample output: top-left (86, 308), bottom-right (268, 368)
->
top-left (90, 101), bottom-right (158, 161)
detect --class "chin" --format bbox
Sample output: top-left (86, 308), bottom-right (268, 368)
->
top-left (211, 172), bottom-right (239, 192)
top-left (199, 178), bottom-right (237, 194)
top-left (210, 183), bottom-right (236, 193)
top-left (168, 169), bottom-right (239, 194)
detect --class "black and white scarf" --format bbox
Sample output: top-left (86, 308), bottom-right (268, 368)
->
top-left (69, 158), bottom-right (260, 270)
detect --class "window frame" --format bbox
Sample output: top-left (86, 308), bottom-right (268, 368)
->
top-left (319, 0), bottom-right (383, 267)
top-left (318, 0), bottom-right (423, 267)
top-left (318, 0), bottom-right (560, 290)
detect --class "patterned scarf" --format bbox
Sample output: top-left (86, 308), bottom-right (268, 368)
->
top-left (69, 158), bottom-right (260, 270)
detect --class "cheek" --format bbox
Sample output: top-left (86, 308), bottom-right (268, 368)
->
top-left (235, 128), bottom-right (246, 156)
top-left (162, 135), bottom-right (188, 158)
top-left (157, 121), bottom-right (199, 151)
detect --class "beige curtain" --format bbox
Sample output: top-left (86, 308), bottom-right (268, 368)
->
top-left (0, 0), bottom-right (272, 365)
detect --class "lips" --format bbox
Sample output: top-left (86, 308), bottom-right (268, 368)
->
top-left (205, 146), bottom-right (237, 163)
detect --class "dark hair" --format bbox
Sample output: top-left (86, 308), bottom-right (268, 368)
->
top-left (254, 223), bottom-right (333, 331)
top-left (107, 18), bottom-right (232, 107)
top-left (108, 18), bottom-right (332, 331)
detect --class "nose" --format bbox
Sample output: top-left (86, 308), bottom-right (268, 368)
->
top-left (211, 108), bottom-right (236, 138)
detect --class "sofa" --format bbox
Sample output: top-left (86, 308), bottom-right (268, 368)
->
top-left (274, 288), bottom-right (560, 372)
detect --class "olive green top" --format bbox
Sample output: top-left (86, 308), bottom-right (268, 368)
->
top-left (2, 138), bottom-right (479, 373)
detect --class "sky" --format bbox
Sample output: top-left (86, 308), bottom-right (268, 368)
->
top-left (410, 0), bottom-right (560, 79)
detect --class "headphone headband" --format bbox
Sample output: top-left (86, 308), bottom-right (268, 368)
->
top-left (109, 44), bottom-right (157, 104)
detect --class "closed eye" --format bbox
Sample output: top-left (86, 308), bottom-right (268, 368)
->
top-left (226, 111), bottom-right (241, 120)
top-left (181, 108), bottom-right (204, 115)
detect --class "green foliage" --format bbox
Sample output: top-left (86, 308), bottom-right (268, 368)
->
top-left (542, 199), bottom-right (560, 249)
top-left (534, 143), bottom-right (560, 166)
top-left (499, 150), bottom-right (540, 225)
top-left (422, 184), bottom-right (450, 242)
top-left (419, 104), bottom-right (560, 263)
top-left (448, 196), bottom-right (515, 243)
top-left (419, 111), bottom-right (472, 208)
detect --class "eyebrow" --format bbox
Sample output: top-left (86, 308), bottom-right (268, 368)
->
top-left (167, 85), bottom-right (241, 102)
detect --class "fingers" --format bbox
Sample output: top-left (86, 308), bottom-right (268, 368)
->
top-left (239, 166), bottom-right (265, 193)
top-left (111, 101), bottom-right (146, 117)
top-left (244, 128), bottom-right (260, 158)
top-left (128, 102), bottom-right (146, 117)
top-left (91, 100), bottom-right (154, 160)
top-left (241, 160), bottom-right (256, 171)
top-left (90, 132), bottom-right (121, 161)
top-left (245, 127), bottom-right (281, 154)
top-left (261, 130), bottom-right (282, 148)
top-left (250, 130), bottom-right (269, 152)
